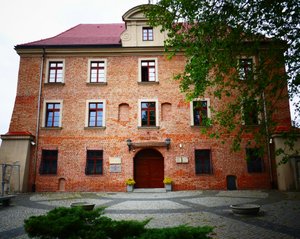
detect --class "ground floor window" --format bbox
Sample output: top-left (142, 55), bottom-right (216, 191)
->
top-left (246, 148), bottom-right (264, 173)
top-left (86, 150), bottom-right (103, 175)
top-left (39, 150), bottom-right (58, 175)
top-left (195, 149), bottom-right (213, 174)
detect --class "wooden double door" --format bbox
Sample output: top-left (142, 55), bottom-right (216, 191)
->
top-left (134, 148), bottom-right (164, 188)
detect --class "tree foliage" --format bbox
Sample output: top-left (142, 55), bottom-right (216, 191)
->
top-left (144, 0), bottom-right (300, 160)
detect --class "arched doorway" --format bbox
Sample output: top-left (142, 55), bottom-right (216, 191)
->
top-left (134, 148), bottom-right (164, 188)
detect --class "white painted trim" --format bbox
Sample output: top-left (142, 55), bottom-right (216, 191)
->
top-left (87, 59), bottom-right (107, 83)
top-left (45, 59), bottom-right (65, 83)
top-left (85, 99), bottom-right (106, 127)
top-left (138, 98), bottom-right (159, 127)
top-left (138, 58), bottom-right (158, 82)
top-left (42, 100), bottom-right (63, 127)
top-left (190, 98), bottom-right (211, 126)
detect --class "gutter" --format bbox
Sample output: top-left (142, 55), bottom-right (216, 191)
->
top-left (32, 48), bottom-right (45, 192)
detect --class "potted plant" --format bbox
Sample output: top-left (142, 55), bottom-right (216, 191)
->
top-left (163, 177), bottom-right (173, 191)
top-left (125, 178), bottom-right (135, 192)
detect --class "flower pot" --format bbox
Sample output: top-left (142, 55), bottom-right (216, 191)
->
top-left (165, 183), bottom-right (172, 192)
top-left (127, 185), bottom-right (134, 192)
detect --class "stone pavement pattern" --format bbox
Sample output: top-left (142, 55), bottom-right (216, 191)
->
top-left (0, 190), bottom-right (300, 239)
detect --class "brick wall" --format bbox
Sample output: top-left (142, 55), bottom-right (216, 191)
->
top-left (9, 52), bottom-right (285, 192)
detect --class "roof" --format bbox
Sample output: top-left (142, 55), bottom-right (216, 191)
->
top-left (15, 24), bottom-right (125, 49)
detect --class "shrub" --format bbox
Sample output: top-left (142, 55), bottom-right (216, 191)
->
top-left (24, 207), bottom-right (213, 239)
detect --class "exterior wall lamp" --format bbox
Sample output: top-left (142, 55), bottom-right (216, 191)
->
top-left (165, 138), bottom-right (171, 150)
top-left (127, 139), bottom-right (133, 152)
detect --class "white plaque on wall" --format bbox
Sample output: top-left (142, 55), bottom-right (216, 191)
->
top-left (109, 157), bottom-right (121, 164)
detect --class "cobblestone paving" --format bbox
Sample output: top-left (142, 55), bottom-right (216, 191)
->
top-left (0, 190), bottom-right (299, 239)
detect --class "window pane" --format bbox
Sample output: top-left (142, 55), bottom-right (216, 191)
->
top-left (195, 149), bottom-right (212, 174)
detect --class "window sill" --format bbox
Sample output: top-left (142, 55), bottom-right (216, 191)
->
top-left (196, 173), bottom-right (214, 176)
top-left (191, 125), bottom-right (212, 128)
top-left (85, 174), bottom-right (103, 176)
top-left (86, 82), bottom-right (107, 86)
top-left (39, 173), bottom-right (57, 176)
top-left (138, 126), bottom-right (160, 130)
top-left (138, 81), bottom-right (159, 85)
top-left (44, 82), bottom-right (65, 86)
top-left (41, 127), bottom-right (62, 130)
top-left (84, 126), bottom-right (106, 130)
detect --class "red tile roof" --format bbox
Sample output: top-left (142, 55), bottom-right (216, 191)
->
top-left (16, 24), bottom-right (125, 48)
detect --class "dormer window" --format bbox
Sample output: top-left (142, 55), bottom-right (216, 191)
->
top-left (142, 27), bottom-right (153, 41)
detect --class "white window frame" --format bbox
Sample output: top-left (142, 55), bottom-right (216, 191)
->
top-left (237, 56), bottom-right (256, 81)
top-left (138, 58), bottom-right (158, 82)
top-left (138, 99), bottom-right (159, 127)
top-left (87, 59), bottom-right (107, 83)
top-left (45, 59), bottom-right (65, 83)
top-left (42, 100), bottom-right (63, 127)
top-left (85, 99), bottom-right (106, 127)
top-left (190, 98), bottom-right (211, 126)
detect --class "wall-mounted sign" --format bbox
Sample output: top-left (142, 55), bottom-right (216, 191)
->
top-left (109, 157), bottom-right (121, 164)
top-left (110, 164), bottom-right (122, 173)
top-left (176, 156), bottom-right (189, 164)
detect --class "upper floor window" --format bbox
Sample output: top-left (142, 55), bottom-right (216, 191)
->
top-left (40, 150), bottom-right (58, 175)
top-left (45, 102), bottom-right (61, 128)
top-left (85, 100), bottom-right (106, 128)
top-left (141, 102), bottom-right (156, 126)
top-left (47, 61), bottom-right (64, 83)
top-left (242, 99), bottom-right (259, 125)
top-left (142, 27), bottom-right (153, 41)
top-left (195, 149), bottom-right (213, 174)
top-left (88, 102), bottom-right (103, 127)
top-left (238, 58), bottom-right (254, 81)
top-left (138, 99), bottom-right (159, 127)
top-left (86, 150), bottom-right (103, 175)
top-left (190, 99), bottom-right (211, 126)
top-left (246, 148), bottom-right (264, 173)
top-left (88, 60), bottom-right (106, 83)
top-left (139, 58), bottom-right (158, 82)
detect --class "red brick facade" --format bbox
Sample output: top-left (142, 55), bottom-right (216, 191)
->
top-left (7, 6), bottom-right (291, 192)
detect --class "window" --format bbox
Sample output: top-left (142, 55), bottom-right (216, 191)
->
top-left (138, 99), bottom-right (159, 127)
top-left (141, 60), bottom-right (156, 82)
top-left (40, 150), bottom-right (58, 175)
top-left (238, 58), bottom-right (254, 81)
top-left (86, 150), bottom-right (103, 175)
top-left (195, 149), bottom-right (212, 174)
top-left (141, 102), bottom-right (156, 126)
top-left (190, 99), bottom-right (210, 126)
top-left (88, 102), bottom-right (104, 127)
top-left (142, 27), bottom-right (153, 41)
top-left (246, 148), bottom-right (264, 173)
top-left (88, 60), bottom-right (106, 83)
top-left (138, 58), bottom-right (158, 82)
top-left (85, 100), bottom-right (106, 128)
top-left (242, 99), bottom-right (259, 125)
top-left (45, 103), bottom-right (61, 127)
top-left (47, 61), bottom-right (64, 83)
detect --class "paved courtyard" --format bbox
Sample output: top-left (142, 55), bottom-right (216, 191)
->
top-left (0, 190), bottom-right (300, 238)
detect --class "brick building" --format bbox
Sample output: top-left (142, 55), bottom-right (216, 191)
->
top-left (1, 5), bottom-right (298, 192)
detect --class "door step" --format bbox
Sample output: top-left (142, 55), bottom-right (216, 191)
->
top-left (133, 188), bottom-right (166, 193)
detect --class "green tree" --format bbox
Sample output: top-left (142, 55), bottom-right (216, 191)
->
top-left (144, 0), bottom-right (300, 161)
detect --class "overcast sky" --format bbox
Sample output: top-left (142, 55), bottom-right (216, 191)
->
top-left (0, 0), bottom-right (298, 139)
top-left (0, 0), bottom-right (147, 137)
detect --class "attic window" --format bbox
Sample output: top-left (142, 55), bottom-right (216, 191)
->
top-left (142, 27), bottom-right (153, 41)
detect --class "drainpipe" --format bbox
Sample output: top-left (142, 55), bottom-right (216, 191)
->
top-left (262, 91), bottom-right (273, 187)
top-left (32, 47), bottom-right (45, 192)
